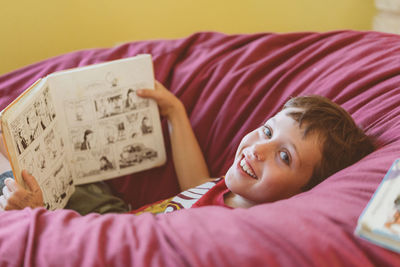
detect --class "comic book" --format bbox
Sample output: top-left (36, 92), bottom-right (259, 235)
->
top-left (0, 54), bottom-right (166, 210)
top-left (355, 159), bottom-right (400, 253)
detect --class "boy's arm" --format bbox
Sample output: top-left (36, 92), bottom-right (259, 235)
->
top-left (137, 82), bottom-right (210, 191)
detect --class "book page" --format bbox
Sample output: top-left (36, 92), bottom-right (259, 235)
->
top-left (2, 80), bottom-right (75, 210)
top-left (48, 55), bottom-right (166, 185)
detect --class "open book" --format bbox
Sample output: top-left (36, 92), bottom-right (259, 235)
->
top-left (355, 159), bottom-right (400, 253)
top-left (0, 54), bottom-right (166, 210)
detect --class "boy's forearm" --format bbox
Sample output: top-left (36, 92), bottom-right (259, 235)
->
top-left (168, 105), bottom-right (210, 191)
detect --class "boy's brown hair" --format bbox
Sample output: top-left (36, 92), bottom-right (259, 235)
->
top-left (283, 95), bottom-right (375, 191)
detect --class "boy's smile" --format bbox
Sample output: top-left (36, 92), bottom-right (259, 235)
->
top-left (239, 156), bottom-right (257, 179)
top-left (224, 108), bottom-right (322, 208)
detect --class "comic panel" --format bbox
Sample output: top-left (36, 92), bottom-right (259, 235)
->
top-left (95, 109), bottom-right (156, 147)
top-left (32, 142), bottom-right (48, 177)
top-left (64, 99), bottom-right (94, 125)
top-left (40, 162), bottom-right (73, 210)
top-left (122, 86), bottom-right (150, 112)
top-left (10, 105), bottom-right (43, 155)
top-left (137, 109), bottom-right (154, 136)
top-left (52, 162), bottom-right (74, 199)
top-left (69, 126), bottom-right (97, 152)
top-left (73, 147), bottom-right (117, 178)
top-left (34, 93), bottom-right (54, 131)
top-left (10, 86), bottom-right (56, 156)
top-left (20, 151), bottom-right (35, 177)
top-left (98, 117), bottom-right (129, 145)
top-left (10, 115), bottom-right (32, 156)
top-left (40, 178), bottom-right (59, 210)
top-left (121, 109), bottom-right (154, 140)
top-left (92, 85), bottom-right (150, 120)
top-left (43, 86), bottom-right (57, 122)
top-left (124, 112), bottom-right (141, 140)
top-left (43, 126), bottom-right (65, 166)
top-left (94, 92), bottom-right (124, 119)
top-left (117, 142), bottom-right (158, 169)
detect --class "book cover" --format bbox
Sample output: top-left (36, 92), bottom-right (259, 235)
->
top-left (355, 159), bottom-right (400, 253)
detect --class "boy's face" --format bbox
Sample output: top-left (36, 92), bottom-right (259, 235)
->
top-left (225, 108), bottom-right (322, 206)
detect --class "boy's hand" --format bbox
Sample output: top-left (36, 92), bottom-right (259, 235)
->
top-left (0, 170), bottom-right (44, 211)
top-left (136, 81), bottom-right (185, 120)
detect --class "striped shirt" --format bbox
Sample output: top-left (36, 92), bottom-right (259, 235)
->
top-left (132, 177), bottom-right (229, 215)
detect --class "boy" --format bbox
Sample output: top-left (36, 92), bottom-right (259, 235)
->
top-left (0, 81), bottom-right (375, 212)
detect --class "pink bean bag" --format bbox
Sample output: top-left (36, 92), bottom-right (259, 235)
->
top-left (1, 31), bottom-right (400, 266)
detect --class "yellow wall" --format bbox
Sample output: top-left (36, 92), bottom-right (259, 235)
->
top-left (0, 0), bottom-right (375, 75)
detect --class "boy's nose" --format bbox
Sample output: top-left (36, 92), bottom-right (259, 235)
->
top-left (251, 141), bottom-right (273, 161)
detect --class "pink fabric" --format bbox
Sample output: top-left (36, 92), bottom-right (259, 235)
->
top-left (1, 31), bottom-right (400, 266)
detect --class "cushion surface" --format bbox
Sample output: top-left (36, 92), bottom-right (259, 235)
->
top-left (1, 31), bottom-right (400, 266)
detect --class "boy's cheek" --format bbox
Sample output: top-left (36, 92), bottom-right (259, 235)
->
top-left (238, 131), bottom-right (259, 149)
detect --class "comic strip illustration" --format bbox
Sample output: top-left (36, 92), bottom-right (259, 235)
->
top-left (33, 143), bottom-right (47, 176)
top-left (63, 82), bottom-right (161, 183)
top-left (64, 99), bottom-right (94, 125)
top-left (73, 147), bottom-right (117, 180)
top-left (44, 127), bottom-right (64, 159)
top-left (118, 142), bottom-right (158, 169)
top-left (93, 86), bottom-right (150, 119)
top-left (69, 126), bottom-right (97, 152)
top-left (139, 111), bottom-right (154, 135)
top-left (40, 162), bottom-right (74, 210)
top-left (95, 109), bottom-right (155, 146)
top-left (10, 86), bottom-right (56, 156)
top-left (20, 151), bottom-right (35, 175)
top-left (123, 87), bottom-right (150, 111)
top-left (16, 124), bottom-right (72, 209)
top-left (98, 117), bottom-right (128, 145)
top-left (42, 86), bottom-right (57, 124)
top-left (94, 93), bottom-right (124, 119)
top-left (8, 85), bottom-right (74, 210)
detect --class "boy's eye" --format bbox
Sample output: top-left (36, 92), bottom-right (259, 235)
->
top-left (280, 151), bottom-right (291, 165)
top-left (263, 125), bottom-right (272, 138)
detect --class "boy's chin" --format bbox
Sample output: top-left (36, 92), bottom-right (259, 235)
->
top-left (224, 168), bottom-right (238, 190)
top-left (224, 166), bottom-right (234, 179)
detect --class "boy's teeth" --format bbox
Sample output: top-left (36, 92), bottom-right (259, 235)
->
top-left (240, 158), bottom-right (257, 178)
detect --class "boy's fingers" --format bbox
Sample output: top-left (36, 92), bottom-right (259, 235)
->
top-left (0, 195), bottom-right (6, 210)
top-left (4, 178), bottom-right (17, 192)
top-left (137, 88), bottom-right (162, 101)
top-left (21, 170), bottom-right (40, 192)
top-left (138, 80), bottom-right (165, 93)
top-left (136, 88), bottom-right (153, 96)
top-left (5, 193), bottom-right (23, 209)
top-left (4, 200), bottom-right (21, 210)
top-left (2, 185), bottom-right (12, 199)
top-left (154, 80), bottom-right (165, 90)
